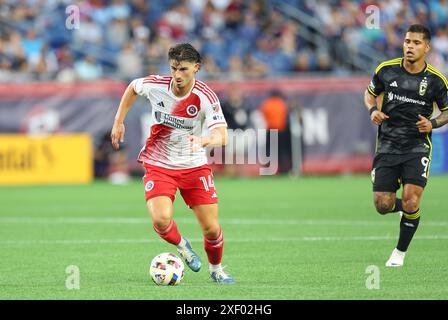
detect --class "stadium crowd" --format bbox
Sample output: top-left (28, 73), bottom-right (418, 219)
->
top-left (0, 0), bottom-right (447, 82)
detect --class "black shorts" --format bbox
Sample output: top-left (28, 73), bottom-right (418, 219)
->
top-left (371, 153), bottom-right (430, 192)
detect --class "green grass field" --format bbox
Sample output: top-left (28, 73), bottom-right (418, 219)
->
top-left (1, 175), bottom-right (447, 300)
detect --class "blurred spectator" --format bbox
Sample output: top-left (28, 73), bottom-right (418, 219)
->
top-left (227, 54), bottom-right (244, 80)
top-left (224, 0), bottom-right (245, 29)
top-left (73, 15), bottom-right (103, 45)
top-left (94, 131), bottom-right (130, 184)
top-left (0, 0), bottom-right (447, 81)
top-left (221, 87), bottom-right (251, 130)
top-left (0, 32), bottom-right (27, 72)
top-left (220, 87), bottom-right (253, 176)
top-left (116, 42), bottom-right (142, 81)
top-left (106, 18), bottom-right (130, 50)
top-left (156, 2), bottom-right (196, 40)
top-left (200, 54), bottom-right (222, 79)
top-left (74, 55), bottom-right (103, 81)
top-left (21, 29), bottom-right (44, 67)
top-left (430, 0), bottom-right (448, 28)
top-left (259, 90), bottom-right (292, 174)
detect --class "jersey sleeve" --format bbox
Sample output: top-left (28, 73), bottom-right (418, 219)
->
top-left (203, 96), bottom-right (227, 130)
top-left (367, 70), bottom-right (385, 97)
top-left (435, 79), bottom-right (448, 111)
top-left (132, 77), bottom-right (148, 97)
top-left (132, 75), bottom-right (167, 98)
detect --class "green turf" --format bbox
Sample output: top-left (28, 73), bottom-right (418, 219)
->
top-left (1, 175), bottom-right (447, 299)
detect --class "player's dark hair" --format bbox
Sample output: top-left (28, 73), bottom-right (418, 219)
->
top-left (407, 24), bottom-right (431, 42)
top-left (168, 43), bottom-right (202, 64)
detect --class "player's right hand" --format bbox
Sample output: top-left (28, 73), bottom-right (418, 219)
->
top-left (111, 122), bottom-right (125, 150)
top-left (370, 110), bottom-right (389, 125)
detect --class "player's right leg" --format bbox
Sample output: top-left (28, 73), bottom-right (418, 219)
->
top-left (372, 154), bottom-right (403, 214)
top-left (371, 155), bottom-right (406, 266)
top-left (143, 165), bottom-right (201, 272)
top-left (146, 196), bottom-right (202, 272)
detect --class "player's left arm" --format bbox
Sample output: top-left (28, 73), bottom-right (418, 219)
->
top-left (189, 127), bottom-right (228, 152)
top-left (417, 80), bottom-right (448, 133)
top-left (417, 110), bottom-right (448, 133)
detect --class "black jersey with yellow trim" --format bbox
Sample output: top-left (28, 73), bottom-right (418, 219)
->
top-left (367, 57), bottom-right (448, 154)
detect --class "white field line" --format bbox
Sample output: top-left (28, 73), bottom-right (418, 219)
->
top-left (1, 235), bottom-right (448, 245)
top-left (0, 216), bottom-right (448, 227)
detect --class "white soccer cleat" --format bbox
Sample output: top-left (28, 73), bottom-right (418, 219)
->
top-left (385, 248), bottom-right (406, 267)
top-left (210, 266), bottom-right (236, 284)
top-left (177, 237), bottom-right (201, 272)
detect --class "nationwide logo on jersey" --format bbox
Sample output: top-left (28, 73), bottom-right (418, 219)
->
top-left (387, 92), bottom-right (394, 102)
top-left (419, 77), bottom-right (428, 96)
top-left (145, 180), bottom-right (155, 192)
top-left (186, 105), bottom-right (199, 117)
top-left (387, 92), bottom-right (426, 105)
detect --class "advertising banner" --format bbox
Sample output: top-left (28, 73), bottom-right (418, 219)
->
top-left (0, 78), bottom-right (447, 176)
top-left (0, 134), bottom-right (93, 185)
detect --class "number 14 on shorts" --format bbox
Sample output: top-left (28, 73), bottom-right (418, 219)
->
top-left (199, 175), bottom-right (215, 191)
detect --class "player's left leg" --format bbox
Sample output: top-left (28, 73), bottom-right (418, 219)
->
top-left (386, 183), bottom-right (423, 267)
top-left (386, 153), bottom-right (428, 267)
top-left (191, 204), bottom-right (235, 284)
top-left (179, 165), bottom-right (235, 283)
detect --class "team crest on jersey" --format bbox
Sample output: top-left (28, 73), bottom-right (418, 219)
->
top-left (186, 105), bottom-right (198, 116)
top-left (419, 77), bottom-right (427, 96)
top-left (145, 180), bottom-right (155, 192)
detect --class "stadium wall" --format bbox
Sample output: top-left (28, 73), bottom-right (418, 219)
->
top-left (1, 78), bottom-right (447, 176)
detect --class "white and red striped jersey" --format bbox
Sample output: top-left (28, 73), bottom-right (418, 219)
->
top-left (132, 75), bottom-right (227, 169)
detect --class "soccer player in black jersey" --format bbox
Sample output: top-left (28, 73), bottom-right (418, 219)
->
top-left (364, 24), bottom-right (448, 267)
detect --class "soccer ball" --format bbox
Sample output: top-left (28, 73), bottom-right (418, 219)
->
top-left (149, 252), bottom-right (184, 286)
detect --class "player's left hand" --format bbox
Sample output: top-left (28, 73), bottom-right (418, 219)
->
top-left (188, 135), bottom-right (204, 152)
top-left (416, 114), bottom-right (433, 133)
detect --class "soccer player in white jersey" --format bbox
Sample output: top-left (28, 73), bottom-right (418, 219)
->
top-left (111, 43), bottom-right (235, 283)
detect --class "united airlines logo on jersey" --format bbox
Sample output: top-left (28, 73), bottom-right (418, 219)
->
top-left (154, 111), bottom-right (194, 130)
top-left (387, 92), bottom-right (426, 105)
top-left (419, 77), bottom-right (428, 96)
top-left (186, 105), bottom-right (198, 117)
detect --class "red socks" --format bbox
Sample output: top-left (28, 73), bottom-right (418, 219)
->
top-left (204, 228), bottom-right (224, 265)
top-left (154, 221), bottom-right (224, 266)
top-left (153, 220), bottom-right (181, 245)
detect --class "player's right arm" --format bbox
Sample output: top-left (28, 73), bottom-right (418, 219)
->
top-left (111, 81), bottom-right (139, 150)
top-left (365, 69), bottom-right (389, 125)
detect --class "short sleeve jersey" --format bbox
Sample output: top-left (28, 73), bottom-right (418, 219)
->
top-left (367, 58), bottom-right (448, 154)
top-left (133, 75), bottom-right (227, 169)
